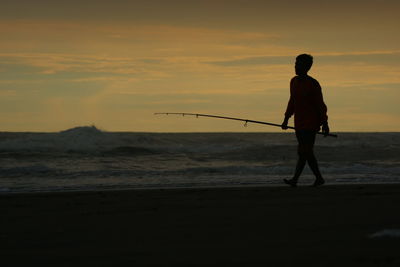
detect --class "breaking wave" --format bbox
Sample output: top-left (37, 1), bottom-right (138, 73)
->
top-left (0, 127), bottom-right (398, 162)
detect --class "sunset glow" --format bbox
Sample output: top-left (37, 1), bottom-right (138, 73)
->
top-left (1, 0), bottom-right (399, 132)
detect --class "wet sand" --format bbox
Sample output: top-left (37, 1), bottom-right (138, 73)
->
top-left (1, 184), bottom-right (400, 266)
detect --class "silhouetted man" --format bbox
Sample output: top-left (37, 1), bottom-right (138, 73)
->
top-left (281, 54), bottom-right (329, 187)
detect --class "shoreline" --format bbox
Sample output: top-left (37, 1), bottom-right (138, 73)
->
top-left (3, 182), bottom-right (400, 196)
top-left (2, 184), bottom-right (400, 266)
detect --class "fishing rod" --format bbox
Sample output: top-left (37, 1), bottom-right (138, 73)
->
top-left (154, 112), bottom-right (338, 138)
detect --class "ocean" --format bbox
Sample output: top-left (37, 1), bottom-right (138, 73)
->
top-left (0, 126), bottom-right (399, 193)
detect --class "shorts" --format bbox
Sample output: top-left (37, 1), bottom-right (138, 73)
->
top-left (295, 130), bottom-right (317, 145)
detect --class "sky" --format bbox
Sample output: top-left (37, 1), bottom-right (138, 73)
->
top-left (0, 0), bottom-right (399, 132)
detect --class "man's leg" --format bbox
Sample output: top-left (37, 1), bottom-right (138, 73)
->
top-left (284, 130), bottom-right (324, 187)
top-left (284, 136), bottom-right (307, 187)
top-left (307, 152), bottom-right (324, 179)
top-left (305, 138), bottom-right (325, 186)
top-left (293, 144), bottom-right (308, 180)
top-left (284, 145), bottom-right (307, 187)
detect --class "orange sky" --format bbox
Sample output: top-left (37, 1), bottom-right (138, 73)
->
top-left (0, 0), bottom-right (399, 132)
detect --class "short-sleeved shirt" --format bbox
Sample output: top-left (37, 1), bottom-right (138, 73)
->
top-left (285, 75), bottom-right (328, 131)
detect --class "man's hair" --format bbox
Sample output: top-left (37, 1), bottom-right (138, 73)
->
top-left (296, 54), bottom-right (313, 70)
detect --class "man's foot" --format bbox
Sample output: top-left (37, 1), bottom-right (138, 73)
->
top-left (284, 178), bottom-right (297, 187)
top-left (312, 178), bottom-right (325, 187)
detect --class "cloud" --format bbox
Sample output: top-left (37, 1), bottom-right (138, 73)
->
top-left (331, 111), bottom-right (400, 132)
top-left (0, 53), bottom-right (172, 81)
top-left (205, 51), bottom-right (400, 67)
top-left (331, 82), bottom-right (400, 92)
top-left (317, 52), bottom-right (400, 65)
top-left (0, 89), bottom-right (17, 97)
top-left (206, 55), bottom-right (292, 66)
top-left (0, 20), bottom-right (277, 45)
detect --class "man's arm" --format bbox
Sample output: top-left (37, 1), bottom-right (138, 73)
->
top-left (314, 80), bottom-right (329, 135)
top-left (282, 79), bottom-right (295, 130)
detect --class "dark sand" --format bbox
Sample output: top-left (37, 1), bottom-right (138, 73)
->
top-left (1, 184), bottom-right (400, 266)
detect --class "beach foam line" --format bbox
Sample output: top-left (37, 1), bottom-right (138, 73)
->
top-left (369, 229), bottom-right (400, 238)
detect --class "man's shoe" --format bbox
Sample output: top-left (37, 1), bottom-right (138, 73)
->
top-left (312, 178), bottom-right (325, 187)
top-left (284, 178), bottom-right (297, 187)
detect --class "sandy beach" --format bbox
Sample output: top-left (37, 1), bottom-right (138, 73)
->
top-left (1, 184), bottom-right (400, 266)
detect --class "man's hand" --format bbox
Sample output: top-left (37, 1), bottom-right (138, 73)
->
top-left (281, 117), bottom-right (289, 130)
top-left (322, 121), bottom-right (330, 137)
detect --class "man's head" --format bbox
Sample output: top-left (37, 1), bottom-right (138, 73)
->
top-left (295, 54), bottom-right (313, 76)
